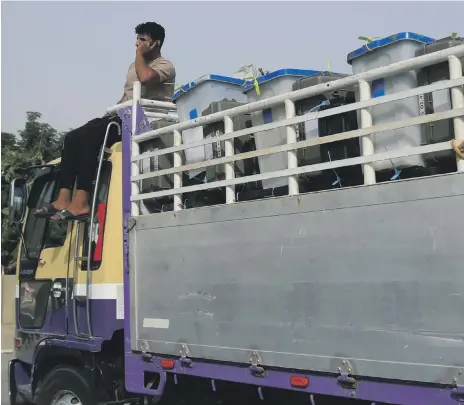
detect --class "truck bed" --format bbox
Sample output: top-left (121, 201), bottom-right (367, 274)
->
top-left (129, 172), bottom-right (464, 385)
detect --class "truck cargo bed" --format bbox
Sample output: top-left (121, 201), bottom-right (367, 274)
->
top-left (129, 172), bottom-right (464, 385)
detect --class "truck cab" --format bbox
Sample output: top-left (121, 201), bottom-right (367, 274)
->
top-left (8, 144), bottom-right (127, 405)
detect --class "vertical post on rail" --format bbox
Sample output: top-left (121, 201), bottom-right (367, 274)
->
top-left (285, 99), bottom-right (299, 196)
top-left (224, 116), bottom-right (236, 204)
top-left (131, 81), bottom-right (142, 216)
top-left (173, 129), bottom-right (183, 211)
top-left (449, 55), bottom-right (464, 173)
top-left (359, 80), bottom-right (377, 185)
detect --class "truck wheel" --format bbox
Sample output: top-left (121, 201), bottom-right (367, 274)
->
top-left (36, 366), bottom-right (96, 405)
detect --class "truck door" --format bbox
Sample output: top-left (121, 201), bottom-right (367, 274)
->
top-left (17, 167), bottom-right (72, 356)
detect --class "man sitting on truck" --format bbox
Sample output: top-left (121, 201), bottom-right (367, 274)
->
top-left (34, 21), bottom-right (176, 221)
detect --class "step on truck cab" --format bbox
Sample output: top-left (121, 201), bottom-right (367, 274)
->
top-left (7, 42), bottom-right (464, 405)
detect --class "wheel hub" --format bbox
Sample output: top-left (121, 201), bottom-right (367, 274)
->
top-left (52, 391), bottom-right (82, 405)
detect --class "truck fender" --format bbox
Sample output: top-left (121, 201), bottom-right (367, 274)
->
top-left (30, 338), bottom-right (100, 396)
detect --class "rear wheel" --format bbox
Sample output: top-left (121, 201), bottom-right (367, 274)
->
top-left (36, 366), bottom-right (96, 405)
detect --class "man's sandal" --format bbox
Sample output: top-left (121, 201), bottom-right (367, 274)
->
top-left (33, 203), bottom-right (61, 218)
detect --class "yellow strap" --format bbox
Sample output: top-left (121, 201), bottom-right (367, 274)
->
top-left (358, 35), bottom-right (381, 51)
top-left (451, 139), bottom-right (464, 160)
top-left (174, 84), bottom-right (187, 94)
top-left (242, 76), bottom-right (261, 96)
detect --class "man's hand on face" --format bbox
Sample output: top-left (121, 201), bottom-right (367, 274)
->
top-left (136, 39), bottom-right (157, 56)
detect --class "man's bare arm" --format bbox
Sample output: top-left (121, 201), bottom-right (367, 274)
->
top-left (134, 47), bottom-right (161, 84)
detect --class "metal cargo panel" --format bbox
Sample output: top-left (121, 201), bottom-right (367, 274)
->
top-left (129, 173), bottom-right (464, 385)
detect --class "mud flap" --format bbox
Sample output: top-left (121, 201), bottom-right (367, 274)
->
top-left (8, 360), bottom-right (18, 405)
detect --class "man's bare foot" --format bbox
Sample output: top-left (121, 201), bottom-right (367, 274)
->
top-left (65, 190), bottom-right (91, 216)
top-left (52, 200), bottom-right (70, 211)
top-left (52, 189), bottom-right (73, 210)
top-left (64, 203), bottom-right (90, 217)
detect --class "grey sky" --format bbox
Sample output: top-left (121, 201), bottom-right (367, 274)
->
top-left (2, 1), bottom-right (464, 134)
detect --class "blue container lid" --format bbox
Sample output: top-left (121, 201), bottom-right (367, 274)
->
top-left (347, 32), bottom-right (435, 64)
top-left (172, 74), bottom-right (246, 101)
top-left (242, 69), bottom-right (345, 92)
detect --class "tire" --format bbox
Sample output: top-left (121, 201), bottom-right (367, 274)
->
top-left (36, 366), bottom-right (97, 405)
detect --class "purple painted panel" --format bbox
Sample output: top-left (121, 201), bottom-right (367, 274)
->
top-left (129, 354), bottom-right (458, 405)
top-left (15, 297), bottom-right (107, 355)
top-left (72, 299), bottom-right (124, 339)
top-left (42, 304), bottom-right (66, 333)
top-left (36, 336), bottom-right (104, 352)
top-left (119, 105), bottom-right (167, 395)
top-left (125, 353), bottom-right (166, 397)
top-left (117, 106), bottom-right (134, 357)
top-left (16, 281), bottom-right (66, 336)
top-left (117, 104), bottom-right (151, 139)
top-left (13, 360), bottom-right (31, 386)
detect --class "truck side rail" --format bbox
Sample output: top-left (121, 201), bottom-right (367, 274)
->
top-left (116, 45), bottom-right (464, 217)
top-left (107, 98), bottom-right (179, 123)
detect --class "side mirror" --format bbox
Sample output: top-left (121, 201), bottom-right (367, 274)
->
top-left (1, 254), bottom-right (13, 267)
top-left (9, 178), bottom-right (28, 224)
top-left (1, 183), bottom-right (9, 207)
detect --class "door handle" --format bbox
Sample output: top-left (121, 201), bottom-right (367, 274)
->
top-left (51, 281), bottom-right (66, 298)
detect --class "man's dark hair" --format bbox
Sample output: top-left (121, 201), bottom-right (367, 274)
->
top-left (135, 22), bottom-right (166, 48)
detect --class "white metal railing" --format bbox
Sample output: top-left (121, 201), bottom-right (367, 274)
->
top-left (107, 93), bottom-right (179, 215)
top-left (114, 44), bottom-right (464, 216)
top-left (107, 98), bottom-right (177, 114)
top-left (145, 111), bottom-right (179, 122)
top-left (107, 96), bottom-right (179, 124)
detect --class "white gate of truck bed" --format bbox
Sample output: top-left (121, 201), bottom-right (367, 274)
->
top-left (108, 44), bottom-right (464, 215)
